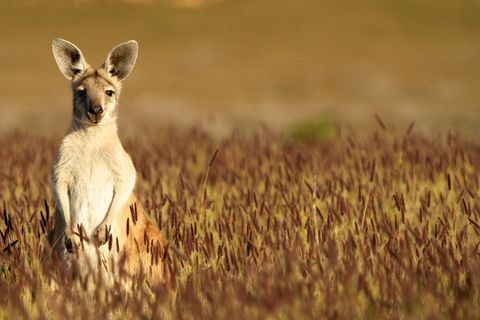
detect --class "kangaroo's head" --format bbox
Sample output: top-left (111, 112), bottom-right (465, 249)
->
top-left (52, 38), bottom-right (138, 126)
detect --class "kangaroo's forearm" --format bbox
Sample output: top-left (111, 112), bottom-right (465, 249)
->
top-left (101, 183), bottom-right (133, 227)
top-left (54, 184), bottom-right (71, 231)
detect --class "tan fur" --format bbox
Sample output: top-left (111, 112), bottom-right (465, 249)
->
top-left (49, 38), bottom-right (165, 285)
top-left (119, 195), bottom-right (164, 276)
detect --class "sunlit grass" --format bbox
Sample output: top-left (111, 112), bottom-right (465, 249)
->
top-left (1, 125), bottom-right (479, 318)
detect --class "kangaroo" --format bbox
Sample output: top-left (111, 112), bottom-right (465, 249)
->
top-left (49, 38), bottom-right (164, 285)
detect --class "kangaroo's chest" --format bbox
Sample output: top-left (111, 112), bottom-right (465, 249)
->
top-left (68, 150), bottom-right (116, 235)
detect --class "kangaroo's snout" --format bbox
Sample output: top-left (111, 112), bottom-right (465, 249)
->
top-left (86, 104), bottom-right (105, 124)
top-left (88, 105), bottom-right (104, 115)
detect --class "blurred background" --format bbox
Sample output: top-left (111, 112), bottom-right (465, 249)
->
top-left (0, 0), bottom-right (479, 137)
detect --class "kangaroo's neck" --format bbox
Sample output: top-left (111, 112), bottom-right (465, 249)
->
top-left (67, 118), bottom-right (120, 144)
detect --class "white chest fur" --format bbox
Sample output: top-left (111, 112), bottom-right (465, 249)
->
top-left (68, 151), bottom-right (115, 235)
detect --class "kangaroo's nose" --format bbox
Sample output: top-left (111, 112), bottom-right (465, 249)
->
top-left (88, 105), bottom-right (103, 115)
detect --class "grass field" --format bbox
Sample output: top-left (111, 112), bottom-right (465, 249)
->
top-left (1, 124), bottom-right (480, 319)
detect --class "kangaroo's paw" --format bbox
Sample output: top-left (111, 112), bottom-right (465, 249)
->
top-left (93, 223), bottom-right (111, 247)
top-left (65, 231), bottom-right (84, 253)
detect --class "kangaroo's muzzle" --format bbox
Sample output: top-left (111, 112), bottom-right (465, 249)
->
top-left (87, 105), bottom-right (104, 124)
top-left (88, 105), bottom-right (103, 115)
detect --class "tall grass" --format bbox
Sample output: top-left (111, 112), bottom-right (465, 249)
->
top-left (1, 126), bottom-right (480, 318)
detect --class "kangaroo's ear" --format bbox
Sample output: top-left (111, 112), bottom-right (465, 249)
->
top-left (52, 38), bottom-right (88, 80)
top-left (104, 40), bottom-right (138, 80)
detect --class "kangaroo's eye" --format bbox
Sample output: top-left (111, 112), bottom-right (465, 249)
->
top-left (105, 90), bottom-right (114, 97)
top-left (77, 89), bottom-right (86, 98)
